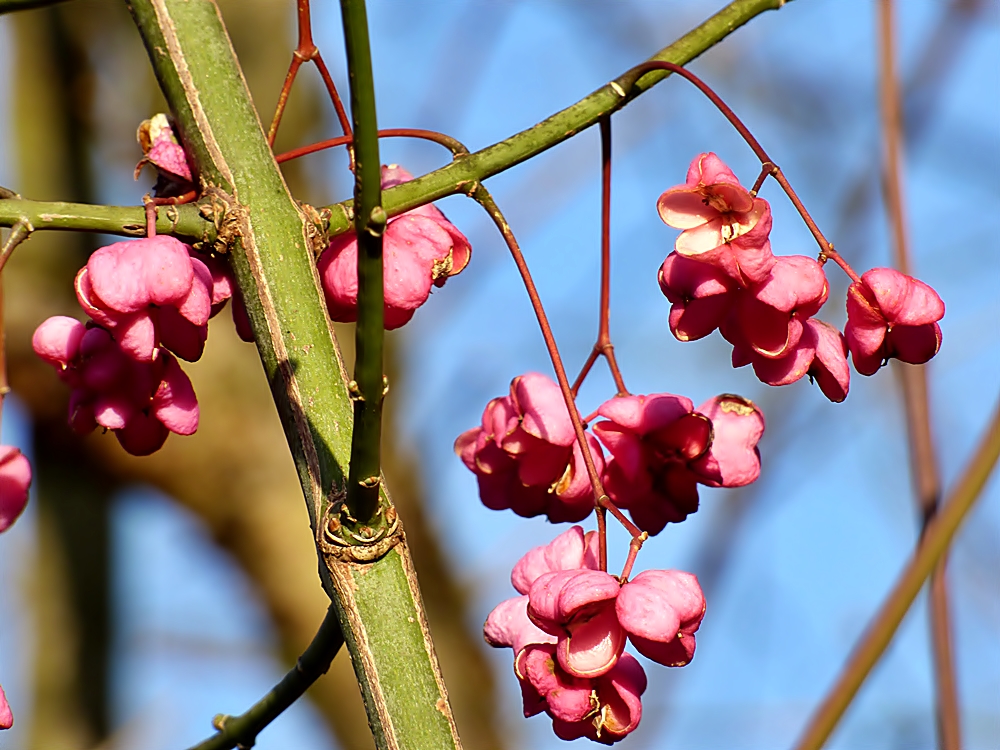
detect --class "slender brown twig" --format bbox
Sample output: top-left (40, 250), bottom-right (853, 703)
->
top-left (267, 0), bottom-right (353, 153)
top-left (143, 194), bottom-right (157, 237)
top-left (878, 2), bottom-right (961, 747)
top-left (275, 128), bottom-right (470, 165)
top-left (625, 61), bottom-right (863, 285)
top-left (471, 184), bottom-right (646, 573)
top-left (571, 116), bottom-right (629, 402)
top-left (793, 397), bottom-right (1000, 750)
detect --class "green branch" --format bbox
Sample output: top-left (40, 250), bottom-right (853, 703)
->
top-left (341, 0), bottom-right (385, 529)
top-left (187, 607), bottom-right (344, 750)
top-left (3, 0), bottom-right (790, 249)
top-left (323, 0), bottom-right (794, 233)
top-left (0, 198), bottom-right (214, 243)
top-left (793, 397), bottom-right (1000, 750)
top-left (126, 2), bottom-right (460, 748)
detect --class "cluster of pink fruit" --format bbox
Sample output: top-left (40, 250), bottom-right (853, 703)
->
top-left (456, 152), bottom-right (946, 743)
top-left (0, 120), bottom-right (473, 732)
top-left (485, 526), bottom-right (705, 743)
top-left (30, 121), bottom-right (470, 458)
top-left (658, 153), bottom-right (945, 401)
top-left (4, 123), bottom-right (947, 741)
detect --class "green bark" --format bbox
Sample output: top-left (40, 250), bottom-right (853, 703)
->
top-left (125, 1), bottom-right (458, 748)
top-left (0, 199), bottom-right (213, 243)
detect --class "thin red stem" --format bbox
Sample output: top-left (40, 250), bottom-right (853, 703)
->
top-left (275, 128), bottom-right (470, 165)
top-left (313, 53), bottom-right (354, 144)
top-left (749, 162), bottom-right (776, 197)
top-left (570, 348), bottom-right (600, 398)
top-left (267, 0), bottom-right (353, 161)
top-left (619, 532), bottom-right (648, 582)
top-left (626, 61), bottom-right (863, 284)
top-left (268, 56), bottom-right (305, 148)
top-left (472, 185), bottom-right (644, 558)
top-left (571, 117), bottom-right (629, 399)
top-left (598, 117), bottom-right (628, 396)
top-left (151, 190), bottom-right (198, 207)
top-left (0, 222), bottom-right (32, 438)
top-left (143, 195), bottom-right (157, 237)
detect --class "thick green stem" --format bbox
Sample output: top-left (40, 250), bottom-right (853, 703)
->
top-left (341, 0), bottom-right (384, 529)
top-left (125, 2), bottom-right (459, 748)
top-left (322, 0), bottom-right (794, 232)
top-left (793, 398), bottom-right (1000, 750)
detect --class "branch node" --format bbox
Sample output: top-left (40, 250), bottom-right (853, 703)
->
top-left (198, 187), bottom-right (247, 254)
top-left (211, 714), bottom-right (230, 731)
top-left (298, 201), bottom-right (331, 257)
top-left (366, 205), bottom-right (387, 237)
top-left (347, 380), bottom-right (363, 401)
top-left (320, 490), bottom-right (402, 563)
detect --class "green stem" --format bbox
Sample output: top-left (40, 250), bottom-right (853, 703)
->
top-left (0, 198), bottom-right (213, 243)
top-left (126, 3), bottom-right (460, 749)
top-left (341, 0), bottom-right (384, 529)
top-left (187, 607), bottom-right (344, 750)
top-left (793, 397), bottom-right (1000, 750)
top-left (3, 0), bottom-right (789, 247)
top-left (322, 0), bottom-right (794, 233)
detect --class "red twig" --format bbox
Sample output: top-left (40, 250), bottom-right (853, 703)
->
top-left (878, 2), bottom-right (961, 747)
top-left (143, 194), bottom-right (157, 237)
top-left (472, 185), bottom-right (644, 572)
top-left (268, 0), bottom-right (352, 158)
top-left (275, 128), bottom-right (470, 165)
top-left (0, 222), bottom-right (32, 437)
top-left (618, 532), bottom-right (649, 582)
top-left (571, 117), bottom-right (629, 401)
top-left (625, 61), bottom-right (862, 285)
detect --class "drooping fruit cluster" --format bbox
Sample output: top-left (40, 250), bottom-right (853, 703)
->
top-left (32, 235), bottom-right (235, 455)
top-left (456, 373), bottom-right (764, 536)
top-left (485, 527), bottom-right (705, 744)
top-left (458, 151), bottom-right (946, 744)
top-left (657, 153), bottom-right (944, 401)
top-left (31, 114), bottom-right (472, 460)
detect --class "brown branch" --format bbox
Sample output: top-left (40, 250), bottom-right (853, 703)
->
top-left (793, 397), bottom-right (1000, 750)
top-left (878, 2), bottom-right (961, 747)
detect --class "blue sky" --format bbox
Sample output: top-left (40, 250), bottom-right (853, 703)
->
top-left (1, 1), bottom-right (998, 748)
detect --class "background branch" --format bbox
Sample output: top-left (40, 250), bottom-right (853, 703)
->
top-left (878, 1), bottom-right (961, 747)
top-left (793, 398), bottom-right (1000, 750)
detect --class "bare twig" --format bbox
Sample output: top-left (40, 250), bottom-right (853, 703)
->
top-left (267, 0), bottom-right (352, 151)
top-left (878, 2), bottom-right (961, 747)
top-left (471, 184), bottom-right (646, 566)
top-left (793, 398), bottom-right (1000, 750)
top-left (187, 607), bottom-right (344, 750)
